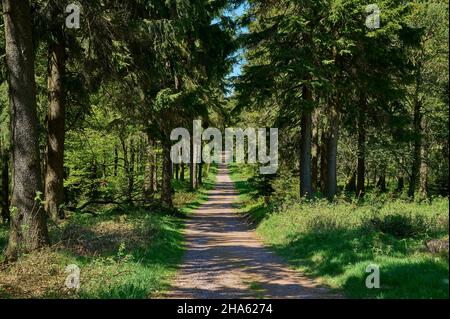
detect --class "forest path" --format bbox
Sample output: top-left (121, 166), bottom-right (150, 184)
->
top-left (166, 163), bottom-right (338, 299)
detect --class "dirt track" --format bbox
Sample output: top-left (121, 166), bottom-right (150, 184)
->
top-left (167, 164), bottom-right (339, 299)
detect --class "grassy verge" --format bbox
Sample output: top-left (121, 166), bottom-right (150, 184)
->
top-left (229, 163), bottom-right (449, 299)
top-left (0, 166), bottom-right (217, 299)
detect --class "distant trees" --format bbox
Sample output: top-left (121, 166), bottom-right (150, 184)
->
top-left (237, 0), bottom-right (448, 200)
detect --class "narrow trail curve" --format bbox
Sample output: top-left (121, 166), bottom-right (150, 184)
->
top-left (167, 164), bottom-right (340, 299)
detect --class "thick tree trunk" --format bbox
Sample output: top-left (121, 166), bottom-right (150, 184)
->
top-left (3, 0), bottom-right (49, 260)
top-left (326, 102), bottom-right (339, 200)
top-left (161, 136), bottom-right (173, 208)
top-left (45, 36), bottom-right (66, 221)
top-left (311, 109), bottom-right (319, 193)
top-left (1, 145), bottom-right (10, 224)
top-left (356, 110), bottom-right (366, 197)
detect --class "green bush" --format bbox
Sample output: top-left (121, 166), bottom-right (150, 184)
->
top-left (367, 213), bottom-right (430, 239)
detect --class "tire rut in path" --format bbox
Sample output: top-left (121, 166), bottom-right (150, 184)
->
top-left (167, 164), bottom-right (339, 299)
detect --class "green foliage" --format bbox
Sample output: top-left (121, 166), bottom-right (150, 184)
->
top-left (366, 214), bottom-right (431, 239)
top-left (230, 164), bottom-right (449, 298)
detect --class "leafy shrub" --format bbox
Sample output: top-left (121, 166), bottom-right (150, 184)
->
top-left (367, 213), bottom-right (430, 238)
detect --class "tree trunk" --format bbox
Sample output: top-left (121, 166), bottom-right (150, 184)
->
top-left (144, 134), bottom-right (155, 199)
top-left (356, 110), bottom-right (366, 197)
top-left (175, 164), bottom-right (179, 180)
top-left (300, 86), bottom-right (313, 197)
top-left (377, 173), bottom-right (387, 193)
top-left (190, 137), bottom-right (197, 190)
top-left (346, 171), bottom-right (356, 192)
top-left (326, 101), bottom-right (339, 200)
top-left (152, 147), bottom-right (158, 193)
top-left (45, 35), bottom-right (66, 221)
top-left (408, 99), bottom-right (422, 199)
top-left (396, 175), bottom-right (404, 192)
top-left (128, 139), bottom-right (135, 202)
top-left (320, 134), bottom-right (328, 195)
top-left (180, 163), bottom-right (185, 181)
top-left (419, 126), bottom-right (429, 199)
top-left (311, 109), bottom-right (319, 193)
top-left (1, 145), bottom-right (10, 224)
top-left (161, 136), bottom-right (173, 208)
top-left (3, 0), bottom-right (49, 260)
top-left (114, 145), bottom-right (118, 177)
top-left (198, 163), bottom-right (203, 185)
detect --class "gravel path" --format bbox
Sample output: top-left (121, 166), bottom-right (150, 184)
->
top-left (167, 164), bottom-right (339, 299)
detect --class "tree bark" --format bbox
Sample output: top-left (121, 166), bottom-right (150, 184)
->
top-left (396, 175), bottom-right (404, 192)
top-left (128, 139), bottom-right (135, 202)
top-left (190, 137), bottom-right (197, 190)
top-left (3, 0), bottom-right (49, 260)
top-left (1, 144), bottom-right (10, 224)
top-left (319, 134), bottom-right (328, 195)
top-left (144, 134), bottom-right (155, 199)
top-left (175, 164), bottom-right (179, 180)
top-left (311, 109), bottom-right (319, 193)
top-left (419, 122), bottom-right (429, 199)
top-left (180, 163), bottom-right (185, 181)
top-left (326, 101), bottom-right (339, 200)
top-left (356, 109), bottom-right (366, 197)
top-left (408, 69), bottom-right (423, 199)
top-left (346, 171), bottom-right (356, 192)
top-left (161, 136), bottom-right (173, 208)
top-left (377, 173), bottom-right (387, 193)
top-left (198, 163), bottom-right (203, 185)
top-left (44, 34), bottom-right (66, 221)
top-left (408, 98), bottom-right (422, 199)
top-left (300, 86), bottom-right (313, 197)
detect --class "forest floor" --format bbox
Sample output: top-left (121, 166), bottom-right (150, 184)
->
top-left (167, 163), bottom-right (339, 299)
top-left (0, 171), bottom-right (217, 299)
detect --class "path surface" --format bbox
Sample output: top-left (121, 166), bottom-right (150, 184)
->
top-left (167, 164), bottom-right (338, 299)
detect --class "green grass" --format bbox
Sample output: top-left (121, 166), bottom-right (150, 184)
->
top-left (0, 166), bottom-right (217, 299)
top-left (229, 163), bottom-right (449, 299)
